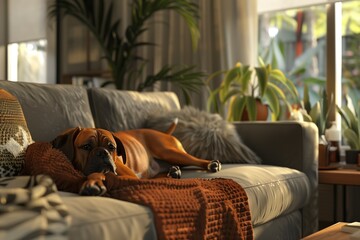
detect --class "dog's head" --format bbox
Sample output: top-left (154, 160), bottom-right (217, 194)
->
top-left (51, 127), bottom-right (126, 176)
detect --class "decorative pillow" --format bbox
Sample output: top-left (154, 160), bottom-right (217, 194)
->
top-left (0, 89), bottom-right (33, 177)
top-left (0, 175), bottom-right (71, 239)
top-left (145, 106), bottom-right (262, 164)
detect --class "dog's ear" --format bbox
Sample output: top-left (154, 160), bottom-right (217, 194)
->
top-left (112, 134), bottom-right (127, 164)
top-left (51, 127), bottom-right (81, 162)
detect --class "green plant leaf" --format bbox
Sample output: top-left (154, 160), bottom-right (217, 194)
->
top-left (228, 96), bottom-right (246, 122)
top-left (288, 66), bottom-right (306, 76)
top-left (337, 105), bottom-right (352, 129)
top-left (255, 66), bottom-right (268, 97)
top-left (258, 56), bottom-right (266, 67)
top-left (222, 88), bottom-right (243, 103)
top-left (245, 96), bottom-right (257, 121)
top-left (344, 105), bottom-right (358, 134)
top-left (303, 84), bottom-right (311, 113)
top-left (267, 82), bottom-right (287, 100)
top-left (241, 67), bottom-right (253, 95)
top-left (303, 76), bottom-right (327, 86)
top-left (301, 111), bottom-right (313, 122)
top-left (205, 69), bottom-right (227, 85)
top-left (270, 69), bottom-right (299, 102)
top-left (344, 128), bottom-right (360, 149)
top-left (310, 102), bottom-right (321, 129)
top-left (224, 67), bottom-right (241, 88)
top-left (264, 86), bottom-right (280, 119)
top-left (207, 88), bottom-right (221, 114)
top-left (270, 69), bottom-right (286, 81)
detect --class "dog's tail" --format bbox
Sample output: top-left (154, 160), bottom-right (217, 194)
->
top-left (164, 118), bottom-right (178, 135)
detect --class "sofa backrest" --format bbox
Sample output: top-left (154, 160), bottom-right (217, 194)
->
top-left (87, 88), bottom-right (180, 132)
top-left (0, 80), bottom-right (95, 142)
top-left (0, 80), bottom-right (181, 141)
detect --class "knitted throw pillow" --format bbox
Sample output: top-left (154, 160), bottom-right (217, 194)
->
top-left (0, 89), bottom-right (33, 177)
top-left (145, 106), bottom-right (262, 164)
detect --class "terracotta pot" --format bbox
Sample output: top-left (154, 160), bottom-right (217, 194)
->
top-left (241, 99), bottom-right (269, 121)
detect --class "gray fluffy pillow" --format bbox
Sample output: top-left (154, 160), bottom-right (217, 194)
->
top-left (145, 106), bottom-right (261, 164)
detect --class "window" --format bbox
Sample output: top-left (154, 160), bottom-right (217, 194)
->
top-left (341, 1), bottom-right (360, 107)
top-left (258, 1), bottom-right (360, 121)
top-left (7, 40), bottom-right (47, 83)
top-left (0, 0), bottom-right (52, 83)
top-left (258, 4), bottom-right (327, 103)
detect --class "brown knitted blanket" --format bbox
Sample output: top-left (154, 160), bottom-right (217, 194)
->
top-left (23, 142), bottom-right (253, 239)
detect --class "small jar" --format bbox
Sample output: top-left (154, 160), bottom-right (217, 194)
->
top-left (325, 122), bottom-right (341, 163)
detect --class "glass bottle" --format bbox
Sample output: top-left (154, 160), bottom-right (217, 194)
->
top-left (325, 122), bottom-right (341, 163)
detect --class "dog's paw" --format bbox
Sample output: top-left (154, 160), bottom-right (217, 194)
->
top-left (167, 165), bottom-right (181, 179)
top-left (79, 173), bottom-right (107, 196)
top-left (208, 160), bottom-right (221, 172)
top-left (80, 184), bottom-right (107, 196)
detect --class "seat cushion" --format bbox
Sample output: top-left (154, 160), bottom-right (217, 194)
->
top-left (59, 165), bottom-right (310, 239)
top-left (181, 164), bottom-right (311, 226)
top-left (60, 192), bottom-right (157, 240)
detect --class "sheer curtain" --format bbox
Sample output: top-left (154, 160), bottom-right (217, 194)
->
top-left (123, 0), bottom-right (258, 109)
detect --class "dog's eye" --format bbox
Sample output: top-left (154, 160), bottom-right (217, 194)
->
top-left (108, 143), bottom-right (116, 151)
top-left (81, 144), bottom-right (92, 151)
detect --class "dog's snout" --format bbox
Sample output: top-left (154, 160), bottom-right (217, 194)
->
top-left (95, 148), bottom-right (113, 166)
top-left (96, 149), bottom-right (108, 158)
top-left (84, 147), bottom-right (116, 176)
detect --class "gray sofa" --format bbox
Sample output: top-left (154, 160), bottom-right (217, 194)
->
top-left (0, 80), bottom-right (319, 239)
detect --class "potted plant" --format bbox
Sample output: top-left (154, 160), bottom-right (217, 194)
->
top-left (300, 86), bottom-right (336, 166)
top-left (337, 98), bottom-right (360, 164)
top-left (49, 0), bottom-right (204, 103)
top-left (301, 86), bottom-right (333, 135)
top-left (207, 58), bottom-right (299, 121)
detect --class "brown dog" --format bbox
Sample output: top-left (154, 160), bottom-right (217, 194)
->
top-left (51, 124), bottom-right (221, 195)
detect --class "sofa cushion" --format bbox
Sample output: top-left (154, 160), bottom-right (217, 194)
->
top-left (0, 81), bottom-right (95, 142)
top-left (87, 88), bottom-right (181, 131)
top-left (180, 164), bottom-right (311, 227)
top-left (0, 89), bottom-right (33, 177)
top-left (60, 192), bottom-right (157, 240)
top-left (145, 106), bottom-right (261, 164)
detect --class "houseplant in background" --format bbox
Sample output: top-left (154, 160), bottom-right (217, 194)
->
top-left (207, 58), bottom-right (300, 121)
top-left (301, 86), bottom-right (335, 166)
top-left (301, 86), bottom-right (333, 136)
top-left (49, 0), bottom-right (204, 103)
top-left (337, 97), bottom-right (360, 164)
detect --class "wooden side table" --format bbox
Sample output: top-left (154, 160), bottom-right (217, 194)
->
top-left (302, 222), bottom-right (350, 240)
top-left (318, 168), bottom-right (360, 221)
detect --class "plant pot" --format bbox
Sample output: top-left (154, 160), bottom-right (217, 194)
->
top-left (318, 135), bottom-right (329, 167)
top-left (241, 99), bottom-right (269, 121)
top-left (345, 150), bottom-right (360, 164)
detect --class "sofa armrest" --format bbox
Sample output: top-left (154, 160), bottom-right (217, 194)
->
top-left (234, 121), bottom-right (318, 175)
top-left (234, 121), bottom-right (319, 236)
